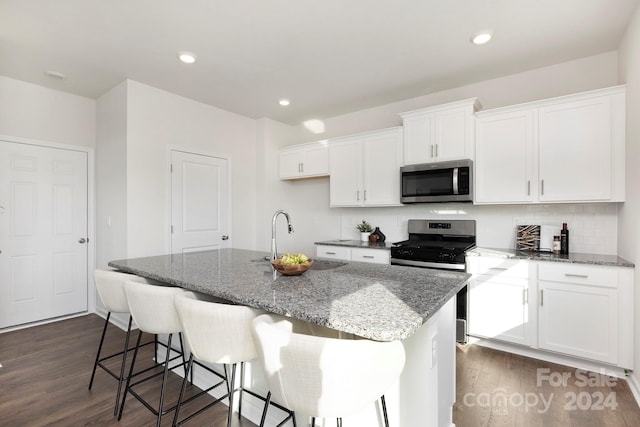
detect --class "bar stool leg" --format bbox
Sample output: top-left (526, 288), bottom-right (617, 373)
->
top-left (113, 315), bottom-right (134, 415)
top-left (155, 333), bottom-right (174, 427)
top-left (172, 353), bottom-right (194, 427)
top-left (259, 391), bottom-right (271, 427)
top-left (381, 395), bottom-right (390, 427)
top-left (88, 312), bottom-right (111, 390)
top-left (118, 330), bottom-right (143, 421)
top-left (226, 363), bottom-right (237, 427)
top-left (239, 361), bottom-right (245, 417)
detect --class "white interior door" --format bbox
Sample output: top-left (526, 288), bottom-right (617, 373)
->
top-left (170, 150), bottom-right (229, 254)
top-left (0, 140), bottom-right (88, 329)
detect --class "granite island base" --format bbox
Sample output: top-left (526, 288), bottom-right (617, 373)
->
top-left (109, 249), bottom-right (469, 427)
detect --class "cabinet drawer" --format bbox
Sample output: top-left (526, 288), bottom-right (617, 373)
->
top-left (467, 257), bottom-right (529, 278)
top-left (538, 263), bottom-right (618, 288)
top-left (316, 246), bottom-right (350, 260)
top-left (351, 248), bottom-right (390, 264)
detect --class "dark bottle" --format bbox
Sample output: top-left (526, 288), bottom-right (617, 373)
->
top-left (372, 227), bottom-right (386, 242)
top-left (560, 223), bottom-right (569, 255)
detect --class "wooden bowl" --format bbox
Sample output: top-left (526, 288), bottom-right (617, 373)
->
top-left (271, 259), bottom-right (314, 276)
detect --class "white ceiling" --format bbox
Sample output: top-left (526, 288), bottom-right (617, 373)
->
top-left (0, 0), bottom-right (637, 125)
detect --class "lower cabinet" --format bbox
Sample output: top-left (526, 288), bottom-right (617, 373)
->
top-left (315, 245), bottom-right (390, 264)
top-left (467, 258), bottom-right (532, 346)
top-left (467, 255), bottom-right (634, 369)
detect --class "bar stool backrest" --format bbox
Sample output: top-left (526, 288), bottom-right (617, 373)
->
top-left (252, 314), bottom-right (406, 420)
top-left (94, 269), bottom-right (150, 313)
top-left (124, 281), bottom-right (186, 335)
top-left (174, 292), bottom-right (265, 364)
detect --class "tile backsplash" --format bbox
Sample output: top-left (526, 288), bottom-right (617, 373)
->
top-left (339, 203), bottom-right (619, 255)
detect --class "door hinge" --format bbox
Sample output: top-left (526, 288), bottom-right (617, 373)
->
top-left (171, 225), bottom-right (174, 234)
top-left (170, 164), bottom-right (173, 173)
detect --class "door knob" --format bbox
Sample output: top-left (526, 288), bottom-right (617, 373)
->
top-left (221, 235), bottom-right (229, 240)
top-left (78, 238), bottom-right (87, 244)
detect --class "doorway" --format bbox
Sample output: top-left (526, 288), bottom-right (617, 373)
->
top-left (170, 150), bottom-right (230, 254)
top-left (0, 139), bottom-right (88, 328)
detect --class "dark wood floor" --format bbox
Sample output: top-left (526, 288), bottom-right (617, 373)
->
top-left (0, 314), bottom-right (257, 427)
top-left (454, 343), bottom-right (640, 426)
top-left (2, 314), bottom-right (640, 426)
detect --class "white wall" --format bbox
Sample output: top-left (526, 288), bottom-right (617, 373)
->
top-left (617, 1), bottom-right (640, 389)
top-left (0, 75), bottom-right (95, 148)
top-left (262, 53), bottom-right (622, 256)
top-left (95, 81), bottom-right (128, 269)
top-left (123, 80), bottom-right (258, 257)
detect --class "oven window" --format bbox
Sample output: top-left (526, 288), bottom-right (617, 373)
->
top-left (402, 169), bottom-right (454, 197)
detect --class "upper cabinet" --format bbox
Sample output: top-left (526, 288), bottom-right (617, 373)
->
top-left (328, 127), bottom-right (403, 207)
top-left (400, 98), bottom-right (480, 165)
top-left (279, 141), bottom-right (329, 180)
top-left (475, 86), bottom-right (625, 204)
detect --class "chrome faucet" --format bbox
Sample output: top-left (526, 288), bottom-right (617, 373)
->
top-left (271, 210), bottom-right (294, 260)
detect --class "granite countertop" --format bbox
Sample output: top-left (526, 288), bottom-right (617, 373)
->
top-left (109, 248), bottom-right (469, 342)
top-left (467, 247), bottom-right (634, 268)
top-left (315, 239), bottom-right (393, 250)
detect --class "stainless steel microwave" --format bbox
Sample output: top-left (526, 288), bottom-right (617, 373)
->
top-left (400, 159), bottom-right (473, 203)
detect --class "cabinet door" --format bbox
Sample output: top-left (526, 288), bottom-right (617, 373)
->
top-left (468, 275), bottom-right (530, 345)
top-left (475, 110), bottom-right (536, 203)
top-left (363, 129), bottom-right (403, 206)
top-left (434, 107), bottom-right (472, 162)
top-left (300, 145), bottom-right (329, 177)
top-left (538, 96), bottom-right (612, 201)
top-left (329, 137), bottom-right (363, 207)
top-left (279, 149), bottom-right (303, 179)
top-left (538, 281), bottom-right (618, 364)
top-left (403, 113), bottom-right (435, 165)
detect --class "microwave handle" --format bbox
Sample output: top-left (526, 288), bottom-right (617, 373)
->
top-left (453, 167), bottom-right (459, 195)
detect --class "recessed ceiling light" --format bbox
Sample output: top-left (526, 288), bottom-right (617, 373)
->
top-left (279, 99), bottom-right (290, 106)
top-left (44, 70), bottom-right (66, 79)
top-left (471, 32), bottom-right (492, 45)
top-left (178, 52), bottom-right (197, 64)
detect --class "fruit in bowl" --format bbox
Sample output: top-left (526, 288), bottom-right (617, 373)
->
top-left (271, 253), bottom-right (313, 276)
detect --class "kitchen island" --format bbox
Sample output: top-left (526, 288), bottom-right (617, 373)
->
top-left (109, 248), bottom-right (470, 427)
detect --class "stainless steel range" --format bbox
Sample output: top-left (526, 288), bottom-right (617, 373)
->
top-left (391, 219), bottom-right (476, 343)
top-left (391, 219), bottom-right (476, 269)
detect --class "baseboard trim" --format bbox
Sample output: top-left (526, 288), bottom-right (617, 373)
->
top-left (626, 373), bottom-right (640, 409)
top-left (0, 311), bottom-right (88, 334)
top-left (467, 337), bottom-right (629, 379)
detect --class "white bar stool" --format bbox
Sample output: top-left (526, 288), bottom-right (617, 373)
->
top-left (252, 314), bottom-right (406, 427)
top-left (89, 269), bottom-right (155, 415)
top-left (173, 292), bottom-right (296, 427)
top-left (117, 281), bottom-right (189, 427)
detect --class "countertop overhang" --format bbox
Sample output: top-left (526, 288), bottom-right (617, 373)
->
top-left (108, 248), bottom-right (469, 342)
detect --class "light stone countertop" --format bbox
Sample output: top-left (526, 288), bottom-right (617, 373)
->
top-left (108, 248), bottom-right (469, 341)
top-left (467, 247), bottom-right (634, 268)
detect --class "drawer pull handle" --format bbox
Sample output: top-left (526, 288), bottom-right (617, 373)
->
top-left (325, 251), bottom-right (336, 255)
top-left (565, 274), bottom-right (588, 279)
top-left (489, 267), bottom-right (508, 271)
top-left (363, 255), bottom-right (375, 259)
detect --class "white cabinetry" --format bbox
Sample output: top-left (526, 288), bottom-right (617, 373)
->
top-left (467, 253), bottom-right (634, 369)
top-left (400, 98), bottom-right (480, 165)
top-left (467, 257), bottom-right (533, 346)
top-left (279, 141), bottom-right (328, 180)
top-left (475, 86), bottom-right (625, 204)
top-left (315, 245), bottom-right (390, 264)
top-left (328, 127), bottom-right (403, 207)
top-left (538, 263), bottom-right (632, 367)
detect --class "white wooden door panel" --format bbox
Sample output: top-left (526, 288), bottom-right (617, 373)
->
top-left (0, 140), bottom-right (88, 328)
top-left (171, 150), bottom-right (229, 254)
